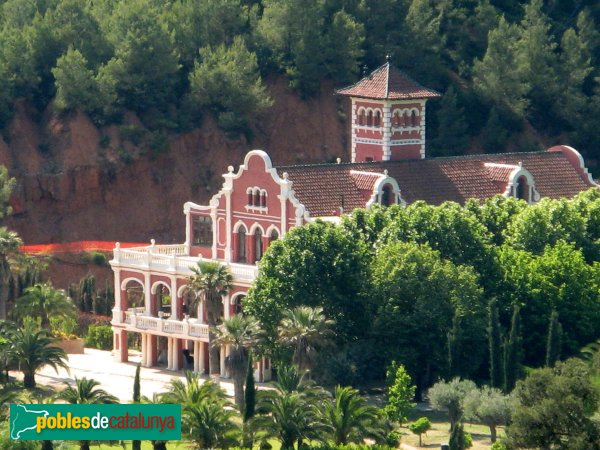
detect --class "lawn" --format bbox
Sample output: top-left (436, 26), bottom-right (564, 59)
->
top-left (399, 407), bottom-right (505, 449)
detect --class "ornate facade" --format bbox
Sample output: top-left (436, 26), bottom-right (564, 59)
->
top-left (110, 63), bottom-right (598, 379)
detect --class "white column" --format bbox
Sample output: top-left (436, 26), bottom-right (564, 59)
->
top-left (141, 333), bottom-right (147, 367)
top-left (223, 296), bottom-right (230, 320)
top-left (220, 345), bottom-right (226, 377)
top-left (170, 277), bottom-right (179, 320)
top-left (193, 341), bottom-right (200, 373)
top-left (144, 273), bottom-right (151, 315)
top-left (351, 99), bottom-right (357, 162)
top-left (113, 269), bottom-right (122, 311)
top-left (167, 338), bottom-right (173, 370)
top-left (382, 102), bottom-right (391, 160)
top-left (198, 342), bottom-right (205, 374)
top-left (225, 189), bottom-right (232, 262)
top-left (198, 300), bottom-right (204, 323)
top-left (173, 339), bottom-right (180, 371)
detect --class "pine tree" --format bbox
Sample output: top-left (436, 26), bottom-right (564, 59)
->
top-left (545, 310), bottom-right (563, 367)
top-left (503, 305), bottom-right (523, 393)
top-left (481, 107), bottom-right (510, 153)
top-left (473, 17), bottom-right (528, 117)
top-left (515, 0), bottom-right (559, 123)
top-left (488, 298), bottom-right (502, 389)
top-left (132, 364), bottom-right (141, 450)
top-left (431, 86), bottom-right (469, 156)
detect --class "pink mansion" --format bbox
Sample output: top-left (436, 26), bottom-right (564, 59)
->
top-left (110, 63), bottom-right (598, 380)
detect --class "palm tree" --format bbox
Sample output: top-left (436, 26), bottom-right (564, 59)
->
top-left (253, 389), bottom-right (330, 450)
top-left (324, 385), bottom-right (387, 445)
top-left (162, 371), bottom-right (240, 449)
top-left (15, 282), bottom-right (76, 329)
top-left (0, 227), bottom-right (22, 320)
top-left (57, 377), bottom-right (118, 404)
top-left (56, 377), bottom-right (118, 450)
top-left (278, 306), bottom-right (335, 373)
top-left (7, 322), bottom-right (69, 388)
top-left (213, 314), bottom-right (262, 411)
top-left (183, 400), bottom-right (241, 449)
top-left (188, 261), bottom-right (233, 378)
top-left (252, 365), bottom-right (331, 450)
top-left (162, 372), bottom-right (227, 410)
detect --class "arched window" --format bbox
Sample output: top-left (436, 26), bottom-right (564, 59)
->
top-left (367, 110), bottom-right (373, 127)
top-left (381, 184), bottom-right (394, 206)
top-left (358, 109), bottom-right (365, 125)
top-left (247, 189), bottom-right (253, 205)
top-left (270, 229), bottom-right (279, 241)
top-left (374, 110), bottom-right (381, 127)
top-left (254, 229), bottom-right (263, 262)
top-left (253, 188), bottom-right (260, 206)
top-left (411, 110), bottom-right (417, 126)
top-left (232, 294), bottom-right (246, 316)
top-left (260, 190), bottom-right (267, 208)
top-left (401, 111), bottom-right (408, 127)
top-left (515, 176), bottom-right (529, 202)
top-left (237, 227), bottom-right (246, 263)
top-left (392, 111), bottom-right (400, 127)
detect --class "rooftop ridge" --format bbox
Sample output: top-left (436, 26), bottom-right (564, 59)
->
top-left (275, 150), bottom-right (561, 170)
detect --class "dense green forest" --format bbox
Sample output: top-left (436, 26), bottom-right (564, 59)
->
top-left (245, 190), bottom-right (600, 397)
top-left (0, 0), bottom-right (599, 161)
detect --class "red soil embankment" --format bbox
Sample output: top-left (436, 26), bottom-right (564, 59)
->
top-left (20, 241), bottom-right (146, 254)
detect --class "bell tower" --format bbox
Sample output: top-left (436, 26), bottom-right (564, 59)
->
top-left (336, 61), bottom-right (440, 163)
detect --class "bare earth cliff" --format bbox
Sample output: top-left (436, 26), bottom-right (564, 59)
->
top-left (1, 79), bottom-right (348, 245)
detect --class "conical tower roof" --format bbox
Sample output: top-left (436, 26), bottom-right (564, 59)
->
top-left (336, 62), bottom-right (440, 100)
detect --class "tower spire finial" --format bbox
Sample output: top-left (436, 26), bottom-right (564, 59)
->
top-left (385, 54), bottom-right (391, 63)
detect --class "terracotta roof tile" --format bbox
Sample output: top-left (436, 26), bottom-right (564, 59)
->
top-left (336, 63), bottom-right (440, 100)
top-left (349, 171), bottom-right (384, 190)
top-left (484, 163), bottom-right (518, 183)
top-left (276, 151), bottom-right (595, 216)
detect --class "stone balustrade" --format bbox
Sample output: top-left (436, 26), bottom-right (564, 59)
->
top-left (113, 307), bottom-right (210, 340)
top-left (111, 242), bottom-right (258, 283)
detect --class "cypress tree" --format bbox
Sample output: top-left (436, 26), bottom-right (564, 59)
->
top-left (447, 313), bottom-right (463, 378)
top-left (488, 298), bottom-right (502, 389)
top-left (545, 310), bottom-right (563, 367)
top-left (132, 364), bottom-right (141, 450)
top-left (448, 422), bottom-right (465, 450)
top-left (503, 304), bottom-right (523, 393)
top-left (244, 354), bottom-right (256, 422)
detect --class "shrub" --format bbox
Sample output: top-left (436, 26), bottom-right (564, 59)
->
top-left (491, 442), bottom-right (507, 450)
top-left (77, 311), bottom-right (111, 336)
top-left (50, 316), bottom-right (79, 339)
top-left (84, 324), bottom-right (113, 350)
top-left (384, 431), bottom-right (401, 447)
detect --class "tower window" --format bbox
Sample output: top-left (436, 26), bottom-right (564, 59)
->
top-left (374, 110), bottom-right (381, 127)
top-left (192, 216), bottom-right (213, 246)
top-left (411, 111), bottom-right (417, 126)
top-left (358, 109), bottom-right (365, 125)
top-left (367, 110), bottom-right (373, 127)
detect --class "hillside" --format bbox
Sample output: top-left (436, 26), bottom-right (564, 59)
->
top-left (1, 78), bottom-right (347, 244)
